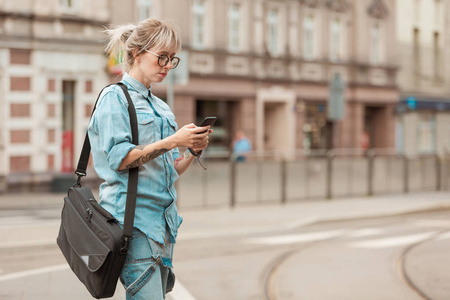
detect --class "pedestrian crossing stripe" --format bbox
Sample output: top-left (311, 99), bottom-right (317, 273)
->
top-left (349, 232), bottom-right (436, 249)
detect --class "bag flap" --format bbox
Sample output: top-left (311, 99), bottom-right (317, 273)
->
top-left (62, 196), bottom-right (111, 272)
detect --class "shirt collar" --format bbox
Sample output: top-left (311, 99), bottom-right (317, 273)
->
top-left (122, 73), bottom-right (152, 99)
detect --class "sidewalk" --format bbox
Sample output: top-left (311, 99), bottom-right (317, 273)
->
top-left (1, 191), bottom-right (450, 235)
top-left (1, 191), bottom-right (450, 251)
top-left (1, 191), bottom-right (450, 299)
top-left (177, 191), bottom-right (450, 240)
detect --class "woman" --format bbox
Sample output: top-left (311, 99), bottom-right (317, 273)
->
top-left (88, 18), bottom-right (211, 299)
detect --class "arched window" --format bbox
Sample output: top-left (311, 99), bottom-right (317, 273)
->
top-left (304, 15), bottom-right (315, 60)
top-left (192, 0), bottom-right (206, 49)
top-left (228, 3), bottom-right (241, 52)
top-left (329, 18), bottom-right (342, 62)
top-left (268, 8), bottom-right (279, 56)
top-left (138, 0), bottom-right (152, 21)
top-left (370, 24), bottom-right (381, 64)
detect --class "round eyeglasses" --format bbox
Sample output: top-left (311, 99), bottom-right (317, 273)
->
top-left (145, 50), bottom-right (180, 69)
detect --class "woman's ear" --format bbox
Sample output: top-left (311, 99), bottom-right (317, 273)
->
top-left (132, 50), bottom-right (140, 62)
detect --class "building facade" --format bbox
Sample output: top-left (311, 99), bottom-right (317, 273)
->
top-left (395, 0), bottom-right (450, 156)
top-left (0, 0), bottom-right (110, 191)
top-left (111, 0), bottom-right (399, 157)
top-left (0, 0), bottom-right (400, 191)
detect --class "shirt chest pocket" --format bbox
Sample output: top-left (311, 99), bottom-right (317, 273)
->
top-left (137, 113), bottom-right (156, 145)
top-left (167, 118), bottom-right (178, 137)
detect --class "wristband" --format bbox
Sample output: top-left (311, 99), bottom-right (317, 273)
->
top-left (188, 148), bottom-right (200, 157)
top-left (187, 148), bottom-right (206, 170)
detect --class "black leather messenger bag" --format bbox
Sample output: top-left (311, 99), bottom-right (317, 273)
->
top-left (57, 83), bottom-right (138, 299)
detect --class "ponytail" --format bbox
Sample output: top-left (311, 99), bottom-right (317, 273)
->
top-left (104, 24), bottom-right (136, 72)
top-left (104, 19), bottom-right (181, 73)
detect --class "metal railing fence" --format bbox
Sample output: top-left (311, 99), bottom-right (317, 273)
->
top-left (176, 149), bottom-right (450, 209)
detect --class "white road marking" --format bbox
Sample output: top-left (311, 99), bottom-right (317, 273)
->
top-left (0, 264), bottom-right (69, 282)
top-left (0, 264), bottom-right (198, 300)
top-left (0, 220), bottom-right (60, 229)
top-left (414, 219), bottom-right (450, 228)
top-left (346, 228), bottom-right (385, 238)
top-left (179, 216), bottom-right (318, 241)
top-left (245, 229), bottom-right (347, 245)
top-left (436, 231), bottom-right (450, 240)
top-left (0, 239), bottom-right (57, 249)
top-left (349, 232), bottom-right (436, 249)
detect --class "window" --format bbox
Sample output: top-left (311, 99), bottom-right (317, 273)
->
top-left (370, 24), bottom-right (381, 64)
top-left (60, 0), bottom-right (78, 11)
top-left (417, 113), bottom-right (436, 154)
top-left (62, 80), bottom-right (76, 173)
top-left (414, 0), bottom-right (421, 22)
top-left (329, 19), bottom-right (342, 62)
top-left (192, 0), bottom-right (206, 49)
top-left (268, 8), bottom-right (279, 56)
top-left (138, 0), bottom-right (152, 21)
top-left (434, 31), bottom-right (440, 78)
top-left (303, 15), bottom-right (315, 60)
top-left (434, 0), bottom-right (441, 26)
top-left (413, 28), bottom-right (420, 74)
top-left (228, 3), bottom-right (241, 52)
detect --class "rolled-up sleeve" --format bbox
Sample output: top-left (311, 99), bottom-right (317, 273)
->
top-left (172, 147), bottom-right (180, 161)
top-left (93, 89), bottom-right (136, 171)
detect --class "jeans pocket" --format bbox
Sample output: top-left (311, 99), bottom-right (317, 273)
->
top-left (123, 263), bottom-right (156, 296)
top-left (166, 268), bottom-right (176, 293)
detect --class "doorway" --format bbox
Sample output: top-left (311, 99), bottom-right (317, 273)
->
top-left (196, 100), bottom-right (236, 155)
top-left (364, 106), bottom-right (386, 149)
top-left (62, 80), bottom-right (75, 173)
top-left (263, 102), bottom-right (287, 151)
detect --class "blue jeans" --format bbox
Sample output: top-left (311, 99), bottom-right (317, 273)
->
top-left (119, 226), bottom-right (175, 300)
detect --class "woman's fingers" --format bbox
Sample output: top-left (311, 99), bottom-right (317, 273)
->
top-left (191, 135), bottom-right (209, 148)
top-left (175, 124), bottom-right (212, 148)
top-left (192, 125), bottom-right (210, 134)
top-left (183, 123), bottom-right (196, 129)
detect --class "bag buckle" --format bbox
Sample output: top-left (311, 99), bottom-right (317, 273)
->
top-left (120, 236), bottom-right (130, 255)
top-left (73, 171), bottom-right (86, 188)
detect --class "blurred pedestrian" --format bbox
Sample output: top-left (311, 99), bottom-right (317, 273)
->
top-left (88, 18), bottom-right (212, 300)
top-left (361, 130), bottom-right (370, 154)
top-left (233, 130), bottom-right (252, 162)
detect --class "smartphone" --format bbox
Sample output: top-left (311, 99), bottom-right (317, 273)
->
top-left (198, 117), bottom-right (217, 133)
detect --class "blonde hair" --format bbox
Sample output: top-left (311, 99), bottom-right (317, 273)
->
top-left (105, 18), bottom-right (181, 72)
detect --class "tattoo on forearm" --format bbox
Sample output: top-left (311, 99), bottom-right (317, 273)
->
top-left (125, 148), bottom-right (169, 169)
top-left (134, 145), bottom-right (145, 150)
top-left (185, 150), bottom-right (191, 159)
top-left (175, 156), bottom-right (185, 166)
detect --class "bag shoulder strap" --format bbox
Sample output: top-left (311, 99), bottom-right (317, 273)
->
top-left (74, 82), bottom-right (138, 251)
top-left (116, 83), bottom-right (139, 246)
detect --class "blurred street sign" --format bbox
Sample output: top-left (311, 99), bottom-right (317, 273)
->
top-left (406, 96), bottom-right (417, 110)
top-left (327, 73), bottom-right (346, 121)
top-left (172, 50), bottom-right (189, 86)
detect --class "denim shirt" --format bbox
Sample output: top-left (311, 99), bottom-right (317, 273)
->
top-left (88, 73), bottom-right (183, 245)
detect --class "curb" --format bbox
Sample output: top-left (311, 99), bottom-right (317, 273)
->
top-left (311, 203), bottom-right (450, 225)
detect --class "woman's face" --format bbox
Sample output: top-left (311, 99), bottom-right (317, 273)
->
top-left (131, 47), bottom-right (177, 87)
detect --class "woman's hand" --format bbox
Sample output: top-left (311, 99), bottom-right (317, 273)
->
top-left (172, 124), bottom-right (213, 175)
top-left (171, 123), bottom-right (211, 149)
top-left (190, 129), bottom-right (213, 154)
